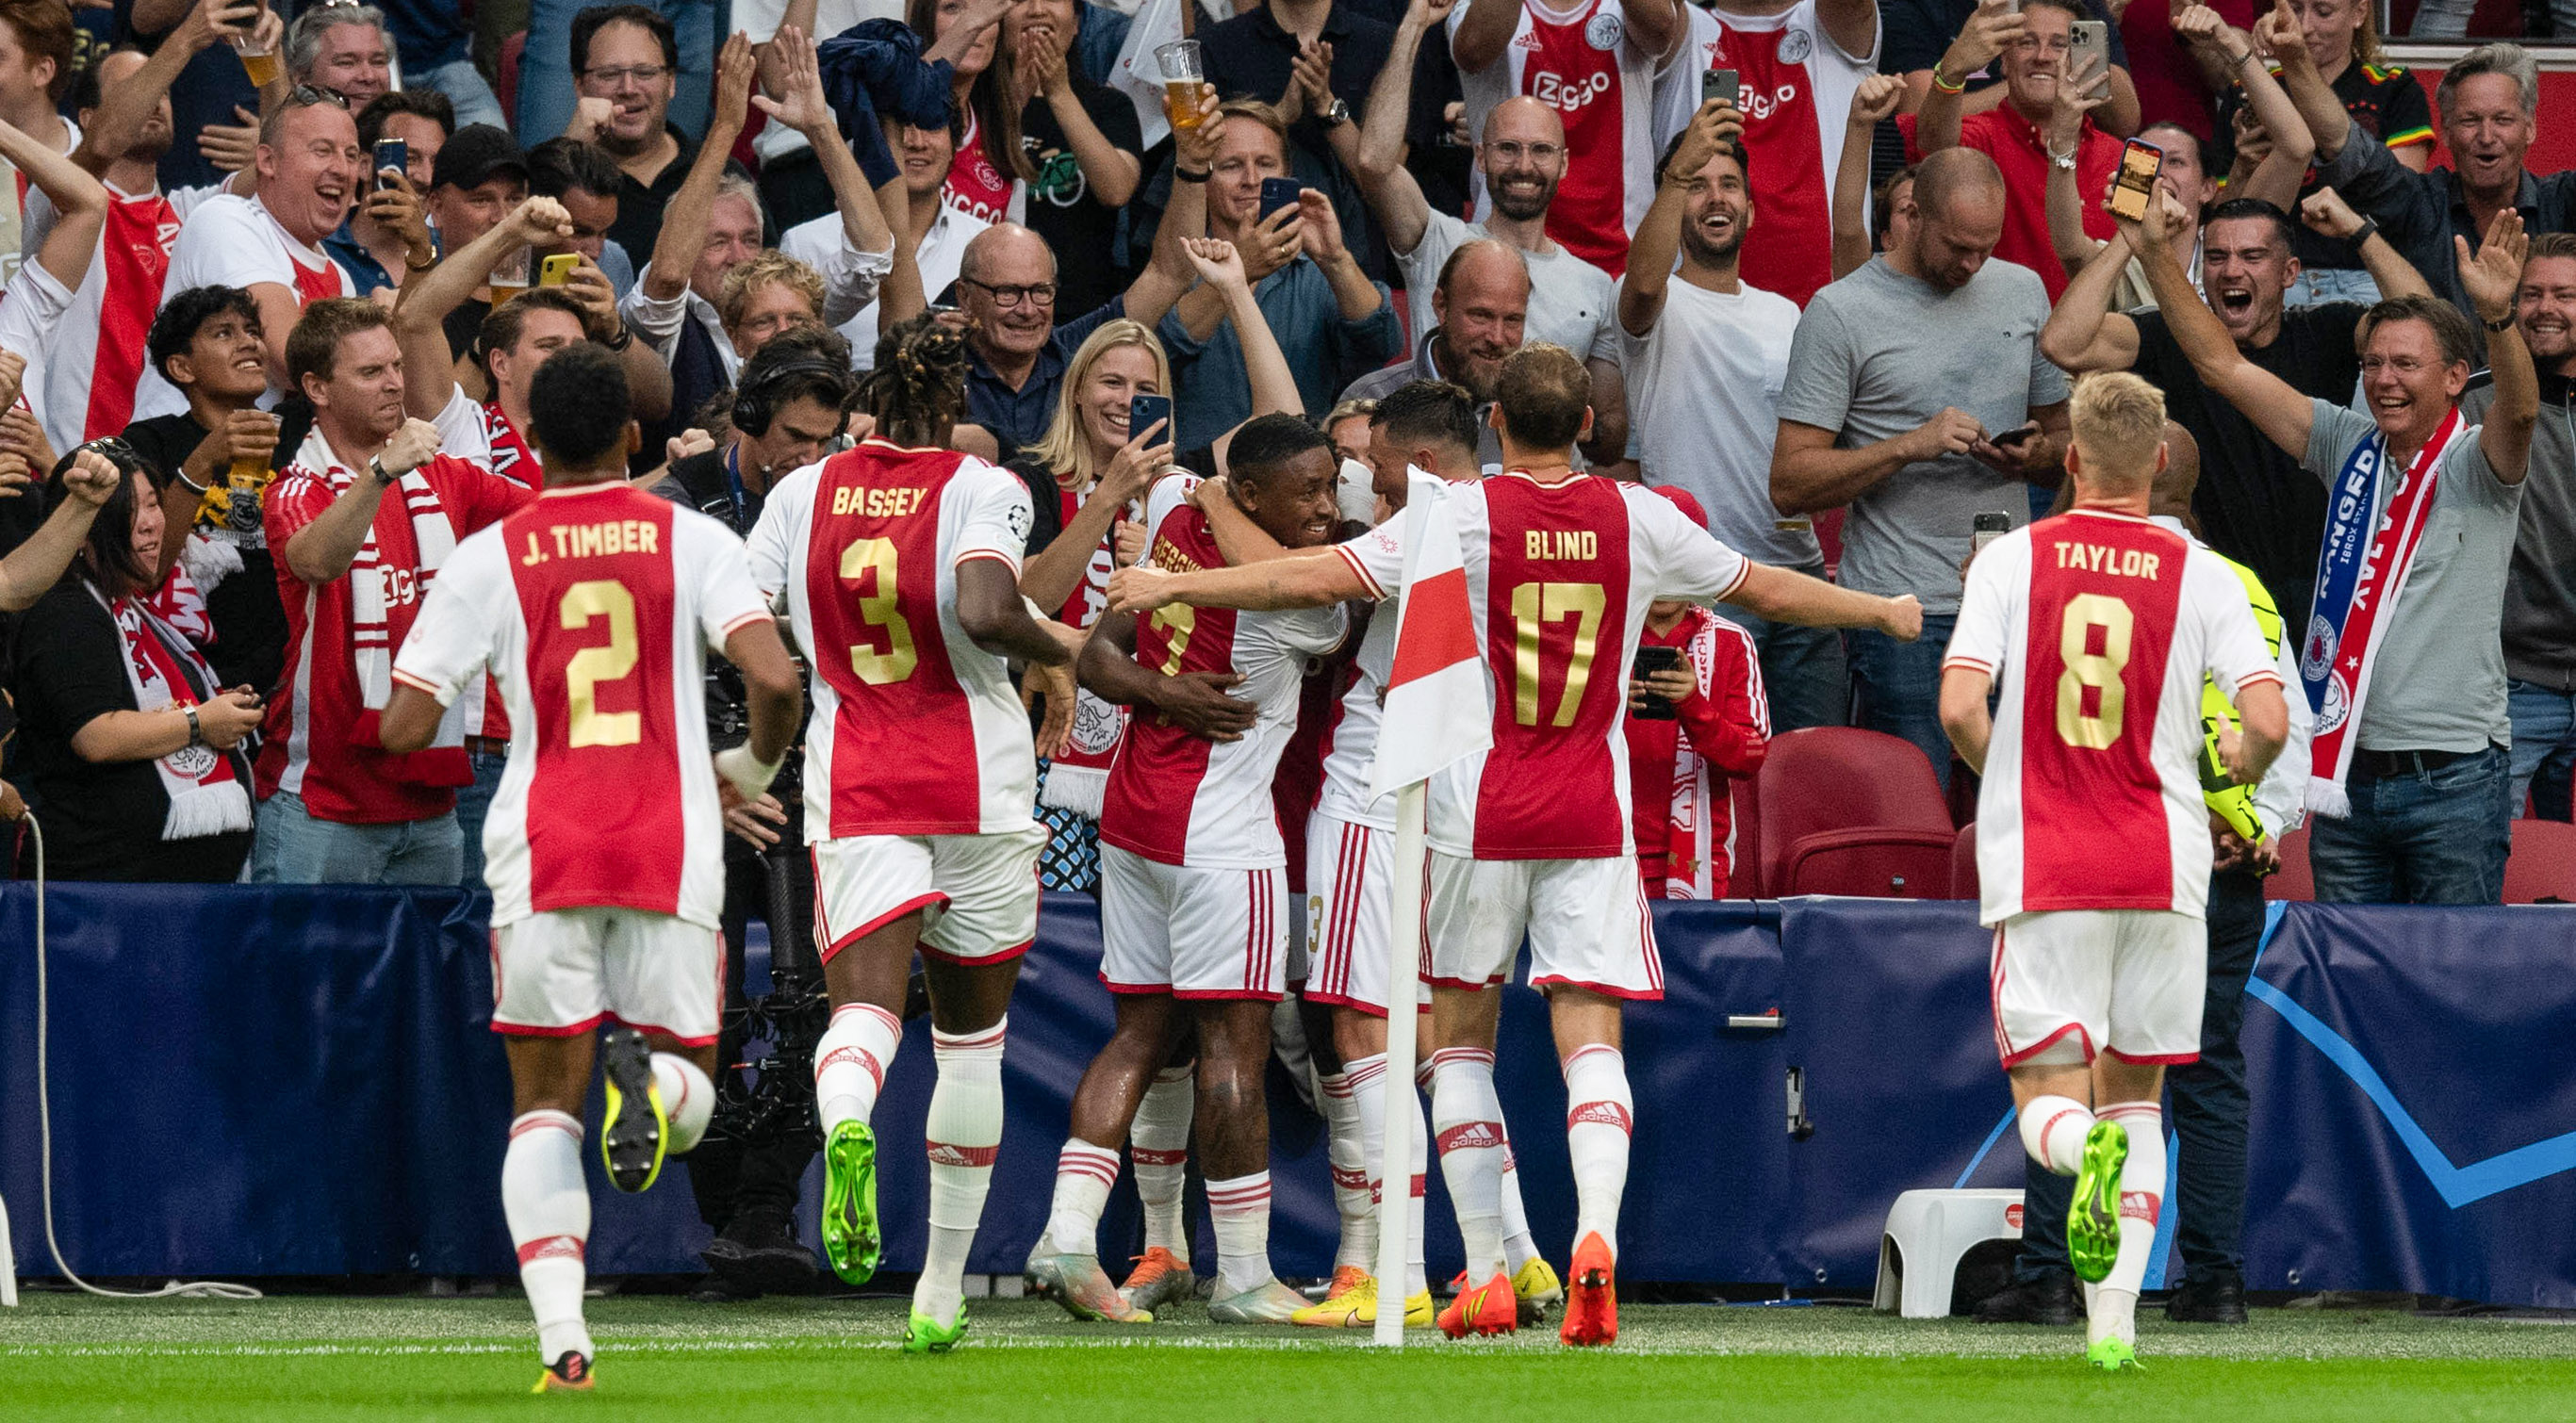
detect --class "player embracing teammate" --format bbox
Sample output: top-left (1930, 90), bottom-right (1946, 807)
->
top-left (1111, 344), bottom-right (1918, 1346)
top-left (1940, 371), bottom-right (2289, 1370)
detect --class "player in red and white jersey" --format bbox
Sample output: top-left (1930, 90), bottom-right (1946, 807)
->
top-left (1107, 344), bottom-right (1917, 1345)
top-left (1937, 371), bottom-right (2286, 1371)
top-left (382, 342), bottom-right (803, 1394)
top-left (1025, 415), bottom-right (1345, 1328)
top-left (745, 317), bottom-right (1084, 1353)
top-left (1449, 0), bottom-right (1686, 276)
top-left (1650, 0), bottom-right (1876, 306)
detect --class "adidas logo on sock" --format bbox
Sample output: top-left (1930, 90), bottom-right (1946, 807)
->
top-left (927, 1142), bottom-right (999, 1168)
top-left (1436, 1120), bottom-right (1503, 1153)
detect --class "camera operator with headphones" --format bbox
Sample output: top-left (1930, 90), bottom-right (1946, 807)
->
top-left (651, 324), bottom-right (861, 1300)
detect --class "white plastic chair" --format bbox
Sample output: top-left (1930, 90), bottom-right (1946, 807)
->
top-left (1873, 1187), bottom-right (2024, 1318)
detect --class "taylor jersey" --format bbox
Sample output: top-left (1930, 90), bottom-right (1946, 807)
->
top-left (1100, 475), bottom-right (1347, 870)
top-left (1944, 511), bottom-right (2280, 923)
top-left (748, 437), bottom-right (1041, 839)
top-left (1654, 0), bottom-right (1874, 306)
top-left (1452, 0), bottom-right (1675, 276)
top-left (1337, 470), bottom-right (1750, 859)
top-left (391, 483), bottom-right (771, 926)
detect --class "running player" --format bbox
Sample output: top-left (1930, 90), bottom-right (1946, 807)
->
top-left (746, 317), bottom-right (1084, 1352)
top-left (1030, 414), bottom-right (1348, 1325)
top-left (382, 343), bottom-right (803, 1392)
top-left (1939, 370), bottom-right (2288, 1371)
top-left (1107, 344), bottom-right (1919, 1346)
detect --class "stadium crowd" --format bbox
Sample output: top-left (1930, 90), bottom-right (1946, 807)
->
top-left (0, 0), bottom-right (2566, 1374)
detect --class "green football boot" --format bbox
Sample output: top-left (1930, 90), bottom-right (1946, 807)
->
top-left (902, 1303), bottom-right (970, 1354)
top-left (820, 1119), bottom-right (881, 1286)
top-left (2087, 1335), bottom-right (2141, 1371)
top-left (2067, 1118), bottom-right (2129, 1284)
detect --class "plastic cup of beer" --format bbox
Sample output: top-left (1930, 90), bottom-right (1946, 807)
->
top-left (1156, 41), bottom-right (1205, 132)
top-left (233, 32), bottom-right (280, 89)
top-left (488, 246), bottom-right (531, 304)
top-left (229, 413), bottom-right (281, 486)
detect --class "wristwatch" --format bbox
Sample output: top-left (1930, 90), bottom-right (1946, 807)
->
top-left (2346, 218), bottom-right (2379, 250)
top-left (368, 455), bottom-right (396, 486)
top-left (2486, 312), bottom-right (2518, 332)
top-left (184, 703), bottom-right (204, 748)
top-left (2049, 147), bottom-right (2078, 172)
top-left (1322, 97), bottom-right (1352, 126)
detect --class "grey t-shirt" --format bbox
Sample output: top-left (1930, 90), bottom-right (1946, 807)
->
top-left (2302, 399), bottom-right (2521, 751)
top-left (1402, 209), bottom-right (1620, 366)
top-left (1776, 256), bottom-right (2069, 613)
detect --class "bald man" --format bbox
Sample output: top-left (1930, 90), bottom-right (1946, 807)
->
top-left (955, 221), bottom-right (1190, 459)
top-left (1355, 0), bottom-right (1628, 465)
top-left (1771, 148), bottom-right (2072, 788)
top-left (1340, 238), bottom-right (1524, 469)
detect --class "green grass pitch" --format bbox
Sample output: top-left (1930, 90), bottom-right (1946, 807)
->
top-left (5, 1292), bottom-right (2572, 1420)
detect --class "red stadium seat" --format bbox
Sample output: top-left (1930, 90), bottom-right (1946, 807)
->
top-left (1775, 827), bottom-right (1958, 898)
top-left (1950, 822), bottom-right (1979, 901)
top-left (1730, 775), bottom-right (1762, 897)
top-left (2266, 826), bottom-right (2314, 902)
top-left (1754, 728), bottom-right (1951, 895)
top-left (2503, 819), bottom-right (2576, 904)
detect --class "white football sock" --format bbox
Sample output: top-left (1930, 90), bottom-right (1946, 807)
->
top-left (1318, 1067), bottom-right (1376, 1271)
top-left (1562, 1044), bottom-right (1634, 1258)
top-left (1045, 1139), bottom-right (1121, 1257)
top-left (1206, 1170), bottom-right (1274, 1296)
top-left (2092, 1101), bottom-right (2167, 1349)
top-left (1131, 1064), bottom-right (1195, 1261)
top-left (649, 1053), bottom-right (714, 1154)
top-left (814, 1002), bottom-right (902, 1134)
top-left (1431, 1046), bottom-right (1508, 1280)
top-left (915, 1019), bottom-right (1007, 1329)
top-left (502, 1110), bottom-right (593, 1365)
top-left (2019, 1093), bottom-right (2097, 1176)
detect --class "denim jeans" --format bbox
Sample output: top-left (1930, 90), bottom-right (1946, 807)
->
top-left (517, 0), bottom-right (722, 142)
top-left (246, 791), bottom-right (464, 886)
top-left (2507, 679), bottom-right (2576, 821)
top-left (2010, 867), bottom-right (2264, 1284)
top-left (1712, 603), bottom-right (1851, 734)
top-left (451, 747), bottom-right (507, 891)
top-left (2282, 265), bottom-right (2382, 309)
top-left (413, 56), bottom-right (508, 130)
top-left (2309, 743), bottom-right (2514, 905)
top-left (1847, 612), bottom-right (1959, 791)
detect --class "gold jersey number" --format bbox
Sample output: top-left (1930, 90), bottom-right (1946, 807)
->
top-left (2056, 592), bottom-right (2135, 749)
top-left (841, 536), bottom-right (919, 684)
top-left (561, 580), bottom-right (641, 747)
top-left (1510, 581), bottom-right (1605, 728)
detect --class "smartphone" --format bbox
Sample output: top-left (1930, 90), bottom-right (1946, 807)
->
top-left (1257, 177), bottom-right (1303, 223)
top-left (537, 253), bottom-right (581, 287)
top-left (2068, 20), bottom-right (2112, 101)
top-left (1971, 511), bottom-right (2014, 556)
top-left (1631, 644), bottom-right (1682, 721)
top-left (1127, 393), bottom-right (1173, 444)
top-left (2109, 138), bottom-right (2163, 222)
top-left (372, 138), bottom-right (405, 190)
top-left (1702, 68), bottom-right (1738, 109)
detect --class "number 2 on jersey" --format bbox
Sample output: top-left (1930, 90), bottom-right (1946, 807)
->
top-left (2056, 592), bottom-right (2135, 748)
top-left (561, 580), bottom-right (641, 747)
top-left (840, 537), bottom-right (918, 684)
top-left (1510, 581), bottom-right (1605, 728)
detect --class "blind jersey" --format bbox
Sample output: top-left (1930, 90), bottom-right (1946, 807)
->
top-left (1101, 476), bottom-right (1347, 870)
top-left (1337, 470), bottom-right (1750, 859)
top-left (748, 438), bottom-right (1041, 839)
top-left (1452, 0), bottom-right (1673, 276)
top-left (1944, 511), bottom-right (2280, 923)
top-left (391, 483), bottom-right (771, 926)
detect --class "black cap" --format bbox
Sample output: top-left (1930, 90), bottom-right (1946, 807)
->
top-left (431, 123), bottom-right (529, 193)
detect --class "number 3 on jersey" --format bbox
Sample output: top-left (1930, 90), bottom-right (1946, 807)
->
top-left (1511, 581), bottom-right (1605, 728)
top-left (2057, 593), bottom-right (2135, 748)
top-left (841, 536), bottom-right (917, 684)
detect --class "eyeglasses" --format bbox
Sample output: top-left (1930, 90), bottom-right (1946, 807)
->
top-left (960, 277), bottom-right (1056, 310)
top-left (287, 84), bottom-right (351, 108)
top-left (582, 63), bottom-right (671, 87)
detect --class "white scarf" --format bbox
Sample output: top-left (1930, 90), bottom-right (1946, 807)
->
top-left (92, 582), bottom-right (253, 840)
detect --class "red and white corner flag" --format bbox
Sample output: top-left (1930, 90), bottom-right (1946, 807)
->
top-left (1367, 471), bottom-right (1490, 801)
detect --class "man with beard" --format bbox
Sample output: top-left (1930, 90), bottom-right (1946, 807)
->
top-left (1772, 148), bottom-right (2070, 788)
top-left (2041, 197), bottom-right (2430, 638)
top-left (1356, 0), bottom-right (1626, 466)
top-left (2276, 39), bottom-right (2576, 340)
top-left (1621, 99), bottom-right (1844, 730)
top-left (1337, 239), bottom-right (1521, 469)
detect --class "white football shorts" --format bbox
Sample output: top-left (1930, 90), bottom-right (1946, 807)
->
top-left (490, 908), bottom-right (725, 1046)
top-left (1099, 844), bottom-right (1289, 1001)
top-left (1425, 851), bottom-right (1663, 999)
top-left (1991, 908), bottom-right (2207, 1068)
top-left (1304, 811), bottom-right (1433, 1017)
top-left (812, 822), bottom-right (1046, 966)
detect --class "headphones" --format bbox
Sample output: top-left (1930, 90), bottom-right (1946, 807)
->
top-left (732, 352), bottom-right (852, 438)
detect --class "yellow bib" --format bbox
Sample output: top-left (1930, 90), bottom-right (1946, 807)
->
top-left (2200, 554), bottom-right (2284, 842)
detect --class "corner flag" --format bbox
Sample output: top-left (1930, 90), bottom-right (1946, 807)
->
top-left (1366, 472), bottom-right (1489, 802)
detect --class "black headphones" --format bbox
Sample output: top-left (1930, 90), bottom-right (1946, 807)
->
top-left (732, 352), bottom-right (852, 438)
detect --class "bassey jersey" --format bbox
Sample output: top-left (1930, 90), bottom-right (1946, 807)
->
top-left (1101, 475), bottom-right (1346, 870)
top-left (392, 483), bottom-right (771, 925)
top-left (1337, 470), bottom-right (1749, 859)
top-left (749, 438), bottom-right (1041, 839)
top-left (1944, 511), bottom-right (2279, 922)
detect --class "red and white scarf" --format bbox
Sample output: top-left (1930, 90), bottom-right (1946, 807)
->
top-left (2299, 408), bottom-right (2465, 817)
top-left (483, 401), bottom-right (541, 490)
top-left (1659, 610), bottom-right (1765, 898)
top-left (93, 581), bottom-right (253, 840)
top-left (1038, 480), bottom-right (1142, 819)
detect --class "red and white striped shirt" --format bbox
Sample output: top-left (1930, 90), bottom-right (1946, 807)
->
top-left (748, 438), bottom-right (1042, 838)
top-left (393, 483), bottom-right (771, 924)
top-left (1944, 511), bottom-right (2280, 921)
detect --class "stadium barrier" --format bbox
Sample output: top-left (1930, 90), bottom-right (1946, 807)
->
top-left (4, 886), bottom-right (2571, 1307)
